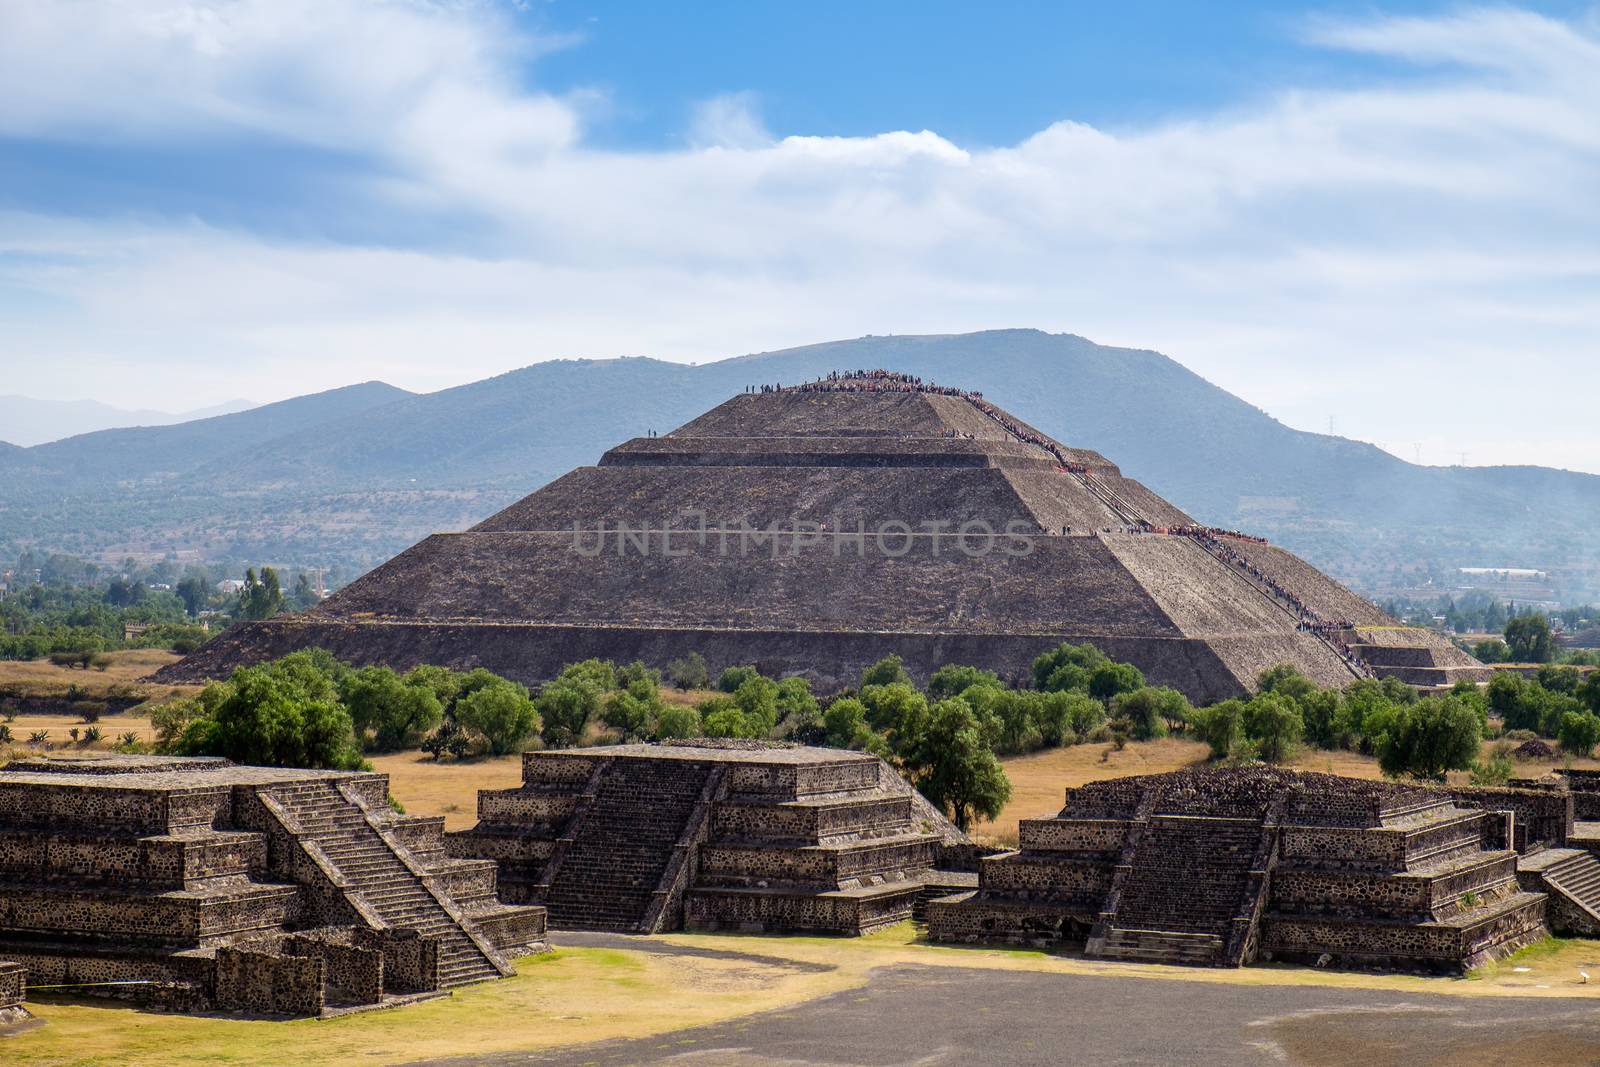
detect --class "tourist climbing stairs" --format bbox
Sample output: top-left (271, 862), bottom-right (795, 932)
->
top-left (270, 782), bottom-right (503, 988)
top-left (1522, 848), bottom-right (1600, 928)
top-left (542, 758), bottom-right (714, 931)
top-left (1093, 815), bottom-right (1265, 966)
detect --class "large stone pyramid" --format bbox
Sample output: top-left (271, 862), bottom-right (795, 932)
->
top-left (164, 375), bottom-right (1483, 701)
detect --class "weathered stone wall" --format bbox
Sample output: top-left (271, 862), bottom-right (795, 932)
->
top-left (285, 934), bottom-right (383, 1005)
top-left (214, 946), bottom-right (324, 1016)
top-left (0, 961), bottom-right (23, 1012)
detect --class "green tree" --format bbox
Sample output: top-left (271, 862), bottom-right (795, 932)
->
top-left (859, 682), bottom-right (929, 737)
top-left (1110, 687), bottom-right (1168, 741)
top-left (1472, 638), bottom-right (1510, 664)
top-left (899, 698), bottom-right (1012, 832)
top-left (1257, 664), bottom-right (1317, 705)
top-left (1373, 695), bottom-right (1483, 779)
top-left (701, 700), bottom-right (758, 739)
top-left (860, 654), bottom-right (912, 689)
top-left (655, 704), bottom-right (702, 739)
top-left (1036, 689), bottom-right (1103, 745)
top-left (1242, 692), bottom-right (1303, 763)
top-left (731, 675), bottom-right (780, 735)
top-left (1557, 711), bottom-right (1600, 758)
top-left (237, 567), bottom-right (284, 620)
top-left (1504, 614), bottom-right (1553, 663)
top-left (822, 697), bottom-right (876, 749)
top-left (927, 664), bottom-right (1002, 702)
top-left (455, 680), bottom-right (540, 756)
top-left (175, 651), bottom-right (363, 769)
top-left (1192, 699), bottom-right (1247, 760)
top-left (536, 679), bottom-right (601, 748)
top-left (774, 676), bottom-right (820, 731)
top-left (602, 684), bottom-right (662, 741)
top-left (1088, 661), bottom-right (1144, 703)
top-left (666, 652), bottom-right (710, 691)
top-left (1031, 642), bottom-right (1109, 693)
top-left (560, 658), bottom-right (618, 692)
top-left (716, 665), bottom-right (761, 693)
top-left (339, 665), bottom-right (444, 752)
top-left (175, 576), bottom-right (210, 617)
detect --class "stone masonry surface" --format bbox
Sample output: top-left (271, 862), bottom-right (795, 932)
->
top-left (0, 753), bottom-right (548, 1016)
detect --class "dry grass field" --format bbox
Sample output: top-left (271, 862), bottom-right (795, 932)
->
top-left (367, 751), bottom-right (524, 830)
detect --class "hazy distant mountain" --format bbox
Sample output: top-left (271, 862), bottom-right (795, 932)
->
top-left (2, 331), bottom-right (1596, 600)
top-left (0, 394), bottom-right (259, 447)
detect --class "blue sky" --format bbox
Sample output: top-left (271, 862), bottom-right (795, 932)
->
top-left (0, 2), bottom-right (1597, 470)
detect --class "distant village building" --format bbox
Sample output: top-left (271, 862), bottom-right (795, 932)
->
top-left (217, 578), bottom-right (245, 595)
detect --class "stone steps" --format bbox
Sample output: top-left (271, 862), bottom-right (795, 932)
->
top-left (1093, 926), bottom-right (1223, 965)
top-left (541, 759), bottom-right (713, 931)
top-left (272, 783), bottom-right (501, 988)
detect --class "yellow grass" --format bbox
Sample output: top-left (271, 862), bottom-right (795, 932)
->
top-left (366, 751), bottom-right (523, 830)
top-left (0, 650), bottom-right (193, 702)
top-left (6, 945), bottom-right (859, 1067)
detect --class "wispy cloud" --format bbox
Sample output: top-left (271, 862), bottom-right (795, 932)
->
top-left (0, 3), bottom-right (1596, 471)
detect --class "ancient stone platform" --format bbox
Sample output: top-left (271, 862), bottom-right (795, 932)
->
top-left (159, 378), bottom-right (1481, 702)
top-left (0, 754), bottom-right (547, 1015)
top-left (928, 767), bottom-right (1549, 973)
top-left (447, 741), bottom-right (972, 935)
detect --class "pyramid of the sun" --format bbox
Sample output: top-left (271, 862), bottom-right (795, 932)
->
top-left (164, 377), bottom-right (1483, 701)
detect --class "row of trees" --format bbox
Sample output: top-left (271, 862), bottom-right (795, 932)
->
top-left (151, 650), bottom-right (539, 769)
top-left (133, 638), bottom-right (1600, 832)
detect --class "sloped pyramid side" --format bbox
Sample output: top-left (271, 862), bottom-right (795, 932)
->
top-left (161, 385), bottom-right (1470, 699)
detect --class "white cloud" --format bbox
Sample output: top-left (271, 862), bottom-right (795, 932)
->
top-left (0, 3), bottom-right (1597, 471)
top-left (687, 92), bottom-right (771, 149)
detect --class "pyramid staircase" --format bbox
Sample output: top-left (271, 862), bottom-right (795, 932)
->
top-left (539, 758), bottom-right (715, 931)
top-left (1519, 848), bottom-right (1600, 935)
top-left (1088, 815), bottom-right (1268, 966)
top-left (269, 782), bottom-right (505, 988)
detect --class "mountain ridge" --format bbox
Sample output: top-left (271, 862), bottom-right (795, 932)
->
top-left (1, 330), bottom-right (1595, 599)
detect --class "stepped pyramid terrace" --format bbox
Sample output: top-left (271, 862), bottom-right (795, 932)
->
top-left (926, 766), bottom-right (1600, 972)
top-left (160, 373), bottom-right (1486, 703)
top-left (0, 754), bottom-right (546, 1016)
top-left (446, 741), bottom-right (977, 935)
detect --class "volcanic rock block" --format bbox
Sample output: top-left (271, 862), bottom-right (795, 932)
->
top-left (446, 741), bottom-right (970, 935)
top-left (161, 381), bottom-right (1482, 701)
top-left (927, 766), bottom-right (1549, 973)
top-left (0, 754), bottom-right (546, 1015)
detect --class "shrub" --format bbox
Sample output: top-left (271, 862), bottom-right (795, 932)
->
top-left (859, 683), bottom-right (929, 737)
top-left (1470, 741), bottom-right (1516, 787)
top-left (666, 652), bottom-right (710, 691)
top-left (536, 679), bottom-right (602, 748)
top-left (28, 730), bottom-right (50, 746)
top-left (1243, 693), bottom-right (1304, 763)
top-left (1036, 690), bottom-right (1096, 747)
top-left (1557, 710), bottom-right (1600, 759)
top-left (455, 680), bottom-right (540, 756)
top-left (1031, 642), bottom-right (1110, 693)
top-left (860, 655), bottom-right (912, 689)
top-left (72, 701), bottom-right (106, 723)
top-left (928, 664), bottom-right (1002, 702)
top-left (1192, 700), bottom-right (1247, 760)
top-left (82, 725), bottom-right (103, 745)
top-left (715, 665), bottom-right (761, 693)
top-left (821, 697), bottom-right (875, 749)
top-left (655, 705), bottom-right (702, 740)
top-left (774, 676), bottom-right (820, 731)
top-left (0, 724), bottom-right (11, 745)
top-left (1088, 661), bottom-right (1144, 703)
